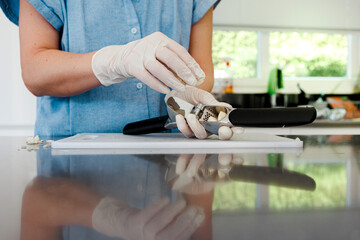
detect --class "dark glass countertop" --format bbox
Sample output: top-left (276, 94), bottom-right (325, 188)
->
top-left (1, 134), bottom-right (360, 240)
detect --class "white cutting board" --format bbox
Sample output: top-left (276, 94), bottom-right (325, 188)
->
top-left (52, 133), bottom-right (302, 150)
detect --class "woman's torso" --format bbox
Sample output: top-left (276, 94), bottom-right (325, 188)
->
top-left (33, 0), bottom-right (195, 136)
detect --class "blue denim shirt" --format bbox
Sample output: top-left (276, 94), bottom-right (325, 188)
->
top-left (0, 0), bottom-right (219, 136)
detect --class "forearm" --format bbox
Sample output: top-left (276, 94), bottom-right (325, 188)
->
top-left (196, 60), bottom-right (214, 93)
top-left (19, 0), bottom-right (101, 97)
top-left (21, 177), bottom-right (102, 240)
top-left (21, 49), bottom-right (100, 97)
top-left (189, 7), bottom-right (214, 93)
top-left (184, 191), bottom-right (214, 240)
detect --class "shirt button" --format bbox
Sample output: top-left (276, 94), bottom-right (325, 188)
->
top-left (136, 83), bottom-right (143, 89)
top-left (131, 28), bottom-right (138, 34)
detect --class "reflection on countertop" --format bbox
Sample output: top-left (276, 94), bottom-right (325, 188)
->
top-left (1, 135), bottom-right (360, 240)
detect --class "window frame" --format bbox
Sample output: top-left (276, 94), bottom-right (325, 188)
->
top-left (213, 25), bottom-right (360, 94)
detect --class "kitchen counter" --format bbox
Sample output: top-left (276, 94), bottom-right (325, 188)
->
top-left (1, 134), bottom-right (360, 240)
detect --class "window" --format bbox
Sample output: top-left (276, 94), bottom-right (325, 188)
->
top-left (213, 181), bottom-right (256, 210)
top-left (269, 163), bottom-right (346, 209)
top-left (270, 32), bottom-right (348, 78)
top-left (212, 28), bottom-right (355, 94)
top-left (212, 160), bottom-right (347, 211)
top-left (212, 30), bottom-right (258, 79)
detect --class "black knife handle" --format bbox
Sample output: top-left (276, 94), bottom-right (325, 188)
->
top-left (228, 107), bottom-right (317, 127)
top-left (123, 115), bottom-right (169, 135)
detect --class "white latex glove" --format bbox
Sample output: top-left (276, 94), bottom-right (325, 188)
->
top-left (92, 197), bottom-right (205, 240)
top-left (92, 32), bottom-right (205, 94)
top-left (165, 86), bottom-right (244, 140)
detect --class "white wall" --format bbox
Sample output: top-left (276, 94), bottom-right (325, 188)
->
top-left (0, 10), bottom-right (36, 136)
top-left (214, 0), bottom-right (360, 31)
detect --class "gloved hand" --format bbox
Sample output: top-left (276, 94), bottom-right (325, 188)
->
top-left (165, 85), bottom-right (244, 140)
top-left (92, 197), bottom-right (205, 240)
top-left (91, 32), bottom-right (205, 94)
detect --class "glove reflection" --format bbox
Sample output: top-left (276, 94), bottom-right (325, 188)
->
top-left (92, 197), bottom-right (205, 240)
top-left (165, 154), bottom-right (244, 195)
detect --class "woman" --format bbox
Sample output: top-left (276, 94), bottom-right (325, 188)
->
top-left (2, 0), bottom-right (239, 139)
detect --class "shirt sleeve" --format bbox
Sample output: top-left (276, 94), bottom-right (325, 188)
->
top-left (192, 0), bottom-right (220, 24)
top-left (27, 0), bottom-right (64, 31)
top-left (0, 0), bottom-right (19, 25)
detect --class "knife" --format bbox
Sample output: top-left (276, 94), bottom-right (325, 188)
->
top-left (227, 165), bottom-right (316, 191)
top-left (123, 97), bottom-right (317, 135)
top-left (166, 163), bottom-right (316, 191)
